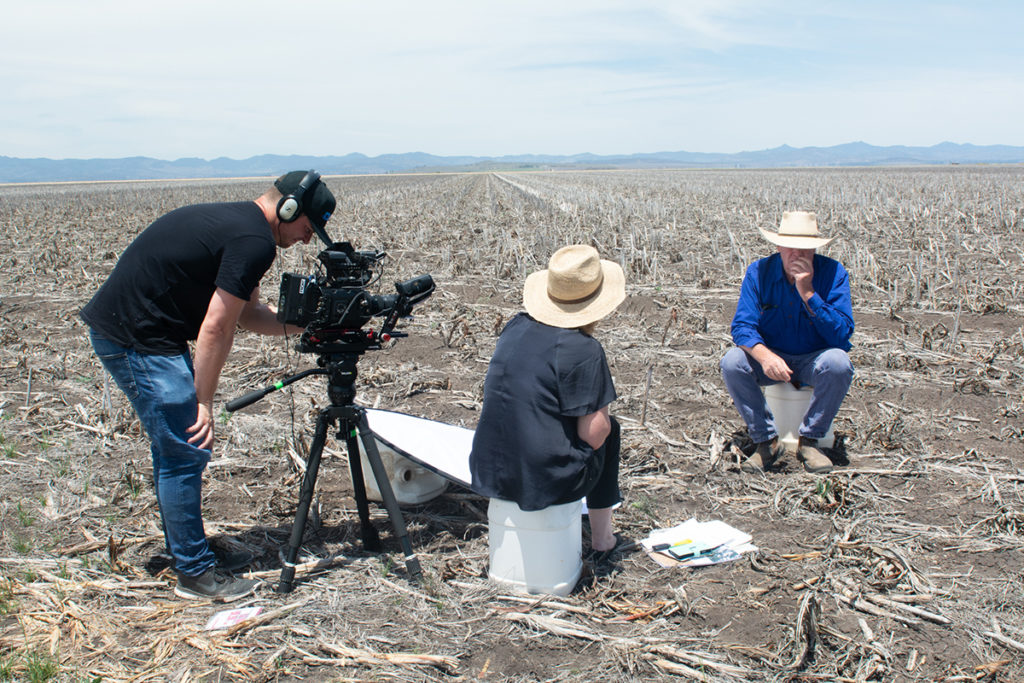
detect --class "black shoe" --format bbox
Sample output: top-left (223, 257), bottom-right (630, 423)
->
top-left (153, 546), bottom-right (255, 575)
top-left (174, 567), bottom-right (261, 602)
top-left (585, 534), bottom-right (635, 565)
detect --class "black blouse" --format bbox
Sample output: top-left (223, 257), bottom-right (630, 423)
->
top-left (469, 313), bottom-right (616, 510)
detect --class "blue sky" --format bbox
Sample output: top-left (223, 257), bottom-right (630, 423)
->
top-left (3, 1), bottom-right (1021, 159)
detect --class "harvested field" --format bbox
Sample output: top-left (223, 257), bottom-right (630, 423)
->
top-left (1, 167), bottom-right (1023, 681)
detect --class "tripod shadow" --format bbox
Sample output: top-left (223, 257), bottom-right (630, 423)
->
top-left (140, 484), bottom-right (485, 597)
top-left (142, 522), bottom-right (363, 579)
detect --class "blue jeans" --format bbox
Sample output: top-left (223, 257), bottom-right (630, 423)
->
top-left (720, 347), bottom-right (853, 443)
top-left (89, 330), bottom-right (215, 576)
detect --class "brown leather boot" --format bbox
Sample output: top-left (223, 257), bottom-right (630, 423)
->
top-left (742, 437), bottom-right (781, 473)
top-left (797, 436), bottom-right (833, 473)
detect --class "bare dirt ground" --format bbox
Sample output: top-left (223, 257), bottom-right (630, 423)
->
top-left (1, 167), bottom-right (1022, 682)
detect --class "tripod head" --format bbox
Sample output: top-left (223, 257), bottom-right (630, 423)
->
top-left (226, 324), bottom-right (406, 412)
top-left (225, 341), bottom-right (368, 412)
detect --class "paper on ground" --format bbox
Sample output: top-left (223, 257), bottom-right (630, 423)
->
top-left (642, 519), bottom-right (757, 568)
top-left (205, 606), bottom-right (262, 630)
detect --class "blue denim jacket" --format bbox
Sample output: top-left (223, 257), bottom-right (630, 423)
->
top-left (730, 253), bottom-right (854, 354)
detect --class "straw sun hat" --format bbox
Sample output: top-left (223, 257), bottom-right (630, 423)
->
top-left (759, 211), bottom-right (835, 249)
top-left (523, 245), bottom-right (626, 328)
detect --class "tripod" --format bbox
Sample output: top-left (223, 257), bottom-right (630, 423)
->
top-left (227, 342), bottom-right (423, 593)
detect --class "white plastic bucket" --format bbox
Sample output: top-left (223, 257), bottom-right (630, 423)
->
top-left (487, 498), bottom-right (582, 597)
top-left (357, 437), bottom-right (448, 506)
top-left (764, 383), bottom-right (835, 450)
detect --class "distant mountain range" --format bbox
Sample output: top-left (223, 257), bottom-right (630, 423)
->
top-left (2, 141), bottom-right (1023, 183)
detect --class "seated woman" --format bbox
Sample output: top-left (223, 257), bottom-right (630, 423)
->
top-left (470, 244), bottom-right (626, 558)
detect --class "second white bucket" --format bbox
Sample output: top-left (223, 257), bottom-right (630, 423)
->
top-left (357, 438), bottom-right (448, 506)
top-left (487, 498), bottom-right (582, 597)
top-left (764, 383), bottom-right (835, 450)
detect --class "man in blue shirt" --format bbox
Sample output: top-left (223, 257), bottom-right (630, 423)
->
top-left (721, 211), bottom-right (854, 474)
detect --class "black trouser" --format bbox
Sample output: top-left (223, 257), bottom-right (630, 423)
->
top-left (558, 416), bottom-right (621, 509)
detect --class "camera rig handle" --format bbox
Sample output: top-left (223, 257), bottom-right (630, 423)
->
top-left (225, 367), bottom-right (325, 412)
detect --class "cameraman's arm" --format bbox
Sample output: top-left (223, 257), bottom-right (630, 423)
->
top-left (237, 285), bottom-right (305, 336)
top-left (189, 287), bottom-right (247, 449)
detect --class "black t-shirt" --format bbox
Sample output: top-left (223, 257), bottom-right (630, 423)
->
top-left (80, 202), bottom-right (276, 354)
top-left (469, 313), bottom-right (617, 511)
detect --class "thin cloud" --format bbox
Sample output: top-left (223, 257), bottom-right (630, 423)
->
top-left (1, 1), bottom-right (1021, 158)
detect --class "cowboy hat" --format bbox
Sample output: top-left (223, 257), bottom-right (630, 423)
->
top-left (523, 245), bottom-right (625, 328)
top-left (759, 211), bottom-right (834, 249)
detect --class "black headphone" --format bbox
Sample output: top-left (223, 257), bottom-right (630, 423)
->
top-left (276, 170), bottom-right (321, 223)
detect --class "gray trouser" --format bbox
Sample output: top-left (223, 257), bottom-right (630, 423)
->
top-left (720, 346), bottom-right (853, 443)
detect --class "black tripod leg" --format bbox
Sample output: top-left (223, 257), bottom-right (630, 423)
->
top-left (278, 411), bottom-right (330, 594)
top-left (344, 423), bottom-right (382, 551)
top-left (355, 412), bottom-right (423, 582)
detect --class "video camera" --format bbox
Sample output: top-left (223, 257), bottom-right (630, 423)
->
top-left (278, 241), bottom-right (434, 352)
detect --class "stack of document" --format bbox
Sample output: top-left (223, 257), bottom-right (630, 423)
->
top-left (641, 519), bottom-right (757, 568)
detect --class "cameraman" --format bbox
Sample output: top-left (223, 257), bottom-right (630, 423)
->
top-left (80, 171), bottom-right (335, 601)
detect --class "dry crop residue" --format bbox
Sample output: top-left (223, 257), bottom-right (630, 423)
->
top-left (0, 168), bottom-right (1022, 681)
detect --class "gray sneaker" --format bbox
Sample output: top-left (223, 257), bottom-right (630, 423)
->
top-left (174, 567), bottom-right (260, 602)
